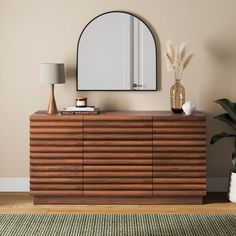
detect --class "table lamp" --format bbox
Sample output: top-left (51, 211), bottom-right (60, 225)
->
top-left (40, 63), bottom-right (65, 114)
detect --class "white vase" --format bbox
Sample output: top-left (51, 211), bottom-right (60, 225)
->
top-left (182, 101), bottom-right (196, 115)
top-left (229, 171), bottom-right (236, 203)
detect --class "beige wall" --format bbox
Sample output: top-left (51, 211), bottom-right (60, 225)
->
top-left (1, 0), bottom-right (236, 178)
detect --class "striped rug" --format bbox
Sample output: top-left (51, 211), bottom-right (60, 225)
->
top-left (0, 214), bottom-right (236, 236)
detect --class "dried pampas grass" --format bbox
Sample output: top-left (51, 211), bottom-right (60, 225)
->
top-left (164, 40), bottom-right (193, 80)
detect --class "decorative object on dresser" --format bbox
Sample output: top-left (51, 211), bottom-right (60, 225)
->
top-left (182, 101), bottom-right (196, 115)
top-left (30, 110), bottom-right (206, 205)
top-left (39, 63), bottom-right (65, 114)
top-left (164, 41), bottom-right (193, 113)
top-left (76, 11), bottom-right (157, 91)
top-left (76, 96), bottom-right (87, 107)
top-left (210, 98), bottom-right (236, 203)
top-left (62, 106), bottom-right (100, 115)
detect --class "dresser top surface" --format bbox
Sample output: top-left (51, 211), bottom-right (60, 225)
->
top-left (31, 110), bottom-right (205, 118)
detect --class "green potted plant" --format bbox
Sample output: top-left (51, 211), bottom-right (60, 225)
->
top-left (210, 98), bottom-right (236, 202)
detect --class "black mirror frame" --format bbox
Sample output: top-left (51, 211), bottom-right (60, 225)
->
top-left (76, 10), bottom-right (157, 91)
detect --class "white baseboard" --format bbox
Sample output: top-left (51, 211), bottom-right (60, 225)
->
top-left (0, 178), bottom-right (29, 192)
top-left (0, 178), bottom-right (229, 192)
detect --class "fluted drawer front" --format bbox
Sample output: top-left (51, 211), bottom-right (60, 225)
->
top-left (29, 111), bottom-right (207, 203)
top-left (31, 178), bottom-right (83, 184)
top-left (84, 153), bottom-right (152, 159)
top-left (30, 172), bottom-right (83, 178)
top-left (31, 184), bottom-right (83, 190)
top-left (153, 178), bottom-right (206, 184)
top-left (153, 190), bottom-right (206, 196)
top-left (84, 190), bottom-right (152, 197)
top-left (84, 177), bottom-right (152, 184)
top-left (153, 184), bottom-right (206, 190)
top-left (30, 121), bottom-right (83, 127)
top-left (84, 133), bottom-right (152, 140)
top-left (30, 117), bottom-right (83, 196)
top-left (83, 117), bottom-right (152, 196)
top-left (30, 190), bottom-right (82, 196)
top-left (84, 171), bottom-right (152, 178)
top-left (153, 118), bottom-right (206, 197)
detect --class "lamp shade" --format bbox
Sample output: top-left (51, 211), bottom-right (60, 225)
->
top-left (39, 63), bottom-right (65, 84)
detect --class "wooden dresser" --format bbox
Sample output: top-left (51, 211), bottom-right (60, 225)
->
top-left (30, 111), bottom-right (207, 204)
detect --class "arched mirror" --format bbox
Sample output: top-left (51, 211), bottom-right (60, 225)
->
top-left (76, 11), bottom-right (157, 91)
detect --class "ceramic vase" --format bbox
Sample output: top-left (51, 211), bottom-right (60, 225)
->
top-left (170, 80), bottom-right (185, 113)
top-left (182, 101), bottom-right (196, 115)
top-left (229, 170), bottom-right (236, 203)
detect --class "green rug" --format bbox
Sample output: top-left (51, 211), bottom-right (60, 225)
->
top-left (0, 214), bottom-right (236, 236)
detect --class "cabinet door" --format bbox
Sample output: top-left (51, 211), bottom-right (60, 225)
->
top-left (83, 115), bottom-right (153, 197)
top-left (153, 116), bottom-right (207, 197)
top-left (30, 115), bottom-right (83, 197)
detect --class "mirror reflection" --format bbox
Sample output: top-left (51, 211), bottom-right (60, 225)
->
top-left (77, 11), bottom-right (157, 91)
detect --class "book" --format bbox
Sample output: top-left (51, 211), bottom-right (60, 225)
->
top-left (63, 106), bottom-right (95, 112)
top-left (61, 108), bottom-right (100, 115)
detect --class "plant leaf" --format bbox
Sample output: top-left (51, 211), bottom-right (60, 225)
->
top-left (166, 40), bottom-right (175, 61)
top-left (179, 42), bottom-right (186, 61)
top-left (232, 150), bottom-right (236, 169)
top-left (164, 53), bottom-right (173, 72)
top-left (215, 98), bottom-right (236, 121)
top-left (215, 113), bottom-right (236, 132)
top-left (183, 53), bottom-right (193, 68)
top-left (210, 132), bottom-right (236, 144)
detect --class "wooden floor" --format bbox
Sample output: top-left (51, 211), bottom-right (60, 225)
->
top-left (0, 193), bottom-right (236, 214)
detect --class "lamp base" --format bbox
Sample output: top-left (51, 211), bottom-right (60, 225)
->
top-left (48, 84), bottom-right (58, 114)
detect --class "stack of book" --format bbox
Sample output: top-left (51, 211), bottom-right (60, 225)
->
top-left (61, 106), bottom-right (100, 115)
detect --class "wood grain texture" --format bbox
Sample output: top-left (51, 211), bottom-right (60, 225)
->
top-left (30, 127), bottom-right (83, 134)
top-left (83, 165), bottom-right (152, 171)
top-left (31, 190), bottom-right (83, 196)
top-left (30, 133), bottom-right (83, 140)
top-left (84, 153), bottom-right (152, 159)
top-left (83, 190), bottom-right (152, 197)
top-left (84, 140), bottom-right (152, 146)
top-left (33, 196), bottom-right (203, 205)
top-left (30, 116), bottom-right (84, 198)
top-left (153, 172), bottom-right (206, 178)
top-left (30, 140), bottom-right (83, 146)
top-left (153, 121), bottom-right (205, 127)
top-left (30, 184), bottom-right (83, 190)
top-left (152, 115), bottom-right (206, 199)
top-left (84, 178), bottom-right (152, 184)
top-left (153, 190), bottom-right (206, 196)
top-left (153, 178), bottom-right (206, 184)
top-left (3, 193), bottom-right (235, 211)
top-left (84, 121), bottom-right (152, 127)
top-left (30, 153), bottom-right (83, 159)
top-left (153, 159), bottom-right (206, 165)
top-left (30, 146), bottom-right (83, 153)
top-left (84, 127), bottom-right (151, 134)
top-left (30, 178), bottom-right (83, 184)
top-left (30, 159), bottom-right (83, 165)
top-left (153, 153), bottom-right (206, 159)
top-left (83, 171), bottom-right (152, 178)
top-left (153, 184), bottom-right (206, 190)
top-left (153, 134), bottom-right (206, 140)
top-left (30, 121), bottom-right (83, 127)
top-left (30, 172), bottom-right (83, 178)
top-left (84, 133), bottom-right (152, 140)
top-left (83, 118), bottom-right (153, 196)
top-left (84, 146), bottom-right (151, 152)
top-left (153, 127), bottom-right (206, 134)
top-left (84, 184), bottom-right (152, 190)
top-left (30, 165), bottom-right (83, 171)
top-left (84, 159), bottom-right (152, 165)
top-left (30, 111), bottom-right (206, 204)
